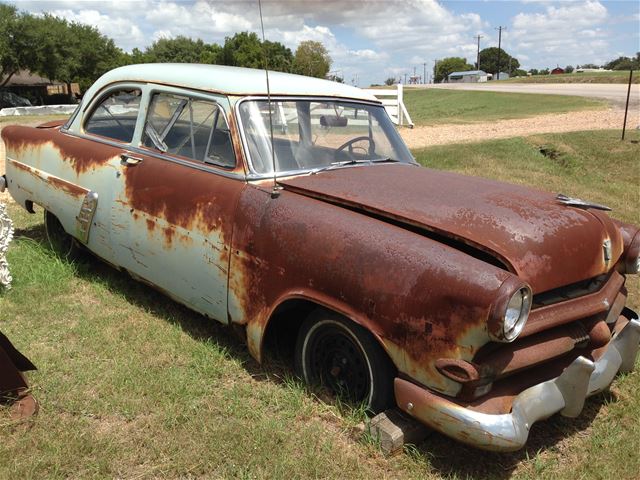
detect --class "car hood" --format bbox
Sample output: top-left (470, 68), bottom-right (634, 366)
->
top-left (279, 164), bottom-right (623, 293)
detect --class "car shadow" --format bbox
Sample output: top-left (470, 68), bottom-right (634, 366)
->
top-left (411, 390), bottom-right (614, 478)
top-left (11, 222), bottom-right (621, 474)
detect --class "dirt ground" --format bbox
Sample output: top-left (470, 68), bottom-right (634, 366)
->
top-left (399, 107), bottom-right (639, 149)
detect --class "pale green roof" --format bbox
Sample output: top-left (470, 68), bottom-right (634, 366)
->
top-left (85, 63), bottom-right (378, 102)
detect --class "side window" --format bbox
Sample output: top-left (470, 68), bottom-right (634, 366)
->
top-left (143, 92), bottom-right (236, 168)
top-left (84, 89), bottom-right (141, 143)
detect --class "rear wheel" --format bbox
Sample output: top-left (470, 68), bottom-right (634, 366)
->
top-left (44, 210), bottom-right (80, 260)
top-left (294, 309), bottom-right (395, 413)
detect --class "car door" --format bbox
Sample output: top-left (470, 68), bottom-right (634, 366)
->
top-left (110, 88), bottom-right (245, 323)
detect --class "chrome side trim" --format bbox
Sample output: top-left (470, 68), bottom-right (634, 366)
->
top-left (395, 309), bottom-right (640, 451)
top-left (76, 191), bottom-right (98, 244)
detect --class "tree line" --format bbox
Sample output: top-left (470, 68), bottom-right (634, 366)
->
top-left (392, 50), bottom-right (640, 85)
top-left (0, 4), bottom-right (332, 96)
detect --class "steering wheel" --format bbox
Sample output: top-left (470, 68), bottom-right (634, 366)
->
top-left (334, 136), bottom-right (375, 160)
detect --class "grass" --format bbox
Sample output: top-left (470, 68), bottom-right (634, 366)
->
top-left (504, 71), bottom-right (639, 84)
top-left (1, 129), bottom-right (639, 479)
top-left (403, 89), bottom-right (606, 126)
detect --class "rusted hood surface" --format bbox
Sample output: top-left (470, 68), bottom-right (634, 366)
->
top-left (279, 164), bottom-right (622, 293)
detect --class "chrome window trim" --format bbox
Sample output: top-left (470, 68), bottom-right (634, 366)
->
top-left (233, 95), bottom-right (413, 180)
top-left (59, 129), bottom-right (246, 181)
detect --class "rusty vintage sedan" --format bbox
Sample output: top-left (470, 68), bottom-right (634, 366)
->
top-left (1, 64), bottom-right (639, 451)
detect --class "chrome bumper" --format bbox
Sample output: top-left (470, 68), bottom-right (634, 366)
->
top-left (394, 310), bottom-right (640, 451)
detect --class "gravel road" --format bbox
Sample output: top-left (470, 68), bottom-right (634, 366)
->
top-left (400, 107), bottom-right (637, 149)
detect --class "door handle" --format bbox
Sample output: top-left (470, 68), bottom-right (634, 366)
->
top-left (120, 154), bottom-right (143, 166)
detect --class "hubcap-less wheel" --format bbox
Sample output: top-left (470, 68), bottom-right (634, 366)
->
top-left (306, 321), bottom-right (371, 404)
top-left (44, 210), bottom-right (77, 259)
top-left (295, 310), bottom-right (395, 413)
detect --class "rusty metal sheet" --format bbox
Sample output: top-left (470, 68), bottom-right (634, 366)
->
top-left (279, 165), bottom-right (624, 294)
top-left (228, 185), bottom-right (516, 395)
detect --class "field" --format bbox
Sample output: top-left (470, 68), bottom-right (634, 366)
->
top-left (402, 89), bottom-right (606, 126)
top-left (1, 127), bottom-right (639, 479)
top-left (505, 71), bottom-right (638, 85)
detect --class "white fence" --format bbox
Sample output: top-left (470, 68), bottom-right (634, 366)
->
top-left (0, 105), bottom-right (77, 117)
top-left (363, 84), bottom-right (414, 128)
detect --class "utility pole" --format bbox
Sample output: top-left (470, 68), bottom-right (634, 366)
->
top-left (475, 34), bottom-right (483, 70)
top-left (495, 26), bottom-right (506, 80)
top-left (433, 59), bottom-right (438, 83)
top-left (423, 62), bottom-right (426, 84)
top-left (404, 73), bottom-right (407, 84)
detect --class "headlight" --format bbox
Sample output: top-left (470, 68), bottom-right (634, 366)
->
top-left (503, 288), bottom-right (532, 341)
top-left (489, 283), bottom-right (532, 343)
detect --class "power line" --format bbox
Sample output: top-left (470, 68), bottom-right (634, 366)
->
top-left (495, 26), bottom-right (506, 80)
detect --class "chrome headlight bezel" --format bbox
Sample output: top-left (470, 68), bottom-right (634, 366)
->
top-left (489, 281), bottom-right (532, 343)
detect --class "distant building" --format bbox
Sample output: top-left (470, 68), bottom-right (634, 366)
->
top-left (447, 70), bottom-right (488, 83)
top-left (487, 72), bottom-right (510, 81)
top-left (551, 67), bottom-right (565, 75)
top-left (2, 70), bottom-right (80, 105)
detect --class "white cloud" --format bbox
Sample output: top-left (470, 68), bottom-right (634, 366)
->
top-left (510, 0), bottom-right (611, 67)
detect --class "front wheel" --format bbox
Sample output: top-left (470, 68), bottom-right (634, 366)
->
top-left (294, 309), bottom-right (395, 413)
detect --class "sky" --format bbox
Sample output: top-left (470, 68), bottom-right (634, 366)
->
top-left (4, 0), bottom-right (640, 86)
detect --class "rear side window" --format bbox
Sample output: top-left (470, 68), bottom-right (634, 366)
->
top-left (142, 92), bottom-right (235, 168)
top-left (84, 89), bottom-right (141, 143)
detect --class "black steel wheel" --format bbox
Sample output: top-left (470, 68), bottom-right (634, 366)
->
top-left (44, 210), bottom-right (80, 260)
top-left (295, 309), bottom-right (395, 413)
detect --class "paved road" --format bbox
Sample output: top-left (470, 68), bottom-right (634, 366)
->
top-left (417, 83), bottom-right (639, 107)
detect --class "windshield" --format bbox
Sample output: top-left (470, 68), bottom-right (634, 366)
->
top-left (238, 99), bottom-right (414, 174)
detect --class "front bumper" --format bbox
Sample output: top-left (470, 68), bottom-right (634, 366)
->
top-left (394, 309), bottom-right (640, 451)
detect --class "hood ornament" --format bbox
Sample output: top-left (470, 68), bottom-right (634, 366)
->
top-left (556, 194), bottom-right (611, 211)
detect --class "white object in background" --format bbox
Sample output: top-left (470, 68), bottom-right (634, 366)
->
top-left (0, 104), bottom-right (77, 117)
top-left (363, 84), bottom-right (414, 128)
top-left (0, 203), bottom-right (14, 289)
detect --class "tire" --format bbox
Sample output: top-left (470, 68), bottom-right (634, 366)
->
top-left (294, 309), bottom-right (395, 413)
top-left (44, 210), bottom-right (81, 260)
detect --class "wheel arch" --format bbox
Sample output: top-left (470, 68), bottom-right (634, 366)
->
top-left (251, 290), bottom-right (396, 369)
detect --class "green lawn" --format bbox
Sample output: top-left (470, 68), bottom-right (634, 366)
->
top-left (505, 71), bottom-right (639, 85)
top-left (1, 129), bottom-right (639, 479)
top-left (403, 89), bottom-right (606, 126)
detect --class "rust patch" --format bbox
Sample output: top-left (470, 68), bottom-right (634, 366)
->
top-left (163, 226), bottom-right (174, 248)
top-left (2, 125), bottom-right (120, 174)
top-left (47, 175), bottom-right (86, 197)
top-left (145, 218), bottom-right (156, 232)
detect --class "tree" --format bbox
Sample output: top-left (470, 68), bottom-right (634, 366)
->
top-left (579, 63), bottom-right (600, 69)
top-left (384, 77), bottom-right (395, 86)
top-left (513, 69), bottom-right (527, 77)
top-left (565, 65), bottom-right (574, 74)
top-left (143, 36), bottom-right (220, 64)
top-left (263, 40), bottom-right (293, 72)
top-left (540, 68), bottom-right (550, 75)
top-left (604, 54), bottom-right (639, 71)
top-left (434, 57), bottom-right (472, 83)
top-left (0, 6), bottom-right (45, 87)
top-left (33, 15), bottom-right (125, 96)
top-left (293, 40), bottom-right (331, 78)
top-left (528, 68), bottom-right (539, 75)
top-left (220, 32), bottom-right (264, 69)
top-left (478, 47), bottom-right (520, 77)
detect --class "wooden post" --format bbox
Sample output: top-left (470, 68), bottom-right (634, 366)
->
top-left (622, 69), bottom-right (633, 141)
top-left (397, 83), bottom-right (404, 126)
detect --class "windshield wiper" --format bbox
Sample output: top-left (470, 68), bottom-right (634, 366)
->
top-left (310, 157), bottom-right (399, 175)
